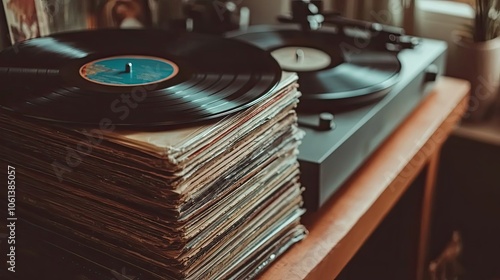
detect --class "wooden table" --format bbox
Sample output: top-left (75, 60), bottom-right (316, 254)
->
top-left (260, 77), bottom-right (471, 280)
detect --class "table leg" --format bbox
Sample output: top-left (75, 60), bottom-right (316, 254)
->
top-left (416, 151), bottom-right (441, 280)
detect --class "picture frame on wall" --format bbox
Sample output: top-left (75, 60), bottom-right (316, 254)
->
top-left (1, 0), bottom-right (48, 44)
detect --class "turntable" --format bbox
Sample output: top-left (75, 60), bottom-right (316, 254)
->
top-left (295, 39), bottom-right (445, 209)
top-left (226, 0), bottom-right (447, 209)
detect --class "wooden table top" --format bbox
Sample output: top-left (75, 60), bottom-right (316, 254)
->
top-left (260, 77), bottom-right (471, 280)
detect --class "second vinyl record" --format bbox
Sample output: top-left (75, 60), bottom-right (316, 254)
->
top-left (227, 25), bottom-right (401, 110)
top-left (0, 29), bottom-right (282, 127)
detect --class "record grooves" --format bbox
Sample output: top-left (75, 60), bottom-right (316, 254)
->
top-left (0, 29), bottom-right (282, 127)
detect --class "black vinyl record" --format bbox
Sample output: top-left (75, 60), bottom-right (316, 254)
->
top-left (0, 29), bottom-right (281, 127)
top-left (227, 25), bottom-right (401, 111)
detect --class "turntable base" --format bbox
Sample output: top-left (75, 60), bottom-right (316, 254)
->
top-left (299, 38), bottom-right (448, 210)
top-left (260, 76), bottom-right (470, 280)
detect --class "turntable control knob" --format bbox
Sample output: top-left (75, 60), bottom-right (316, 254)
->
top-left (318, 112), bottom-right (335, 130)
top-left (125, 63), bottom-right (133, 74)
top-left (424, 64), bottom-right (439, 82)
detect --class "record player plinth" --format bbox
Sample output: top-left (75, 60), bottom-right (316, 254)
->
top-left (298, 38), bottom-right (448, 210)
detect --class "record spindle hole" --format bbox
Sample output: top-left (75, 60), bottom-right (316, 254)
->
top-left (125, 63), bottom-right (133, 74)
top-left (295, 49), bottom-right (305, 63)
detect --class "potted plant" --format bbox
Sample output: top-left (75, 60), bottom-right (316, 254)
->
top-left (452, 0), bottom-right (500, 122)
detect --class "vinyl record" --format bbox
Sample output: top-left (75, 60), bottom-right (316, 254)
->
top-left (227, 25), bottom-right (401, 110)
top-left (0, 29), bottom-right (281, 127)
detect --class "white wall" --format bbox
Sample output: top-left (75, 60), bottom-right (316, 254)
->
top-left (415, 0), bottom-right (474, 75)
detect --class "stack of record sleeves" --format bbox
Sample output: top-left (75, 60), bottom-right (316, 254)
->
top-left (0, 71), bottom-right (307, 279)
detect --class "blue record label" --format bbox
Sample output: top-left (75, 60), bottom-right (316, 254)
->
top-left (79, 55), bottom-right (179, 86)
